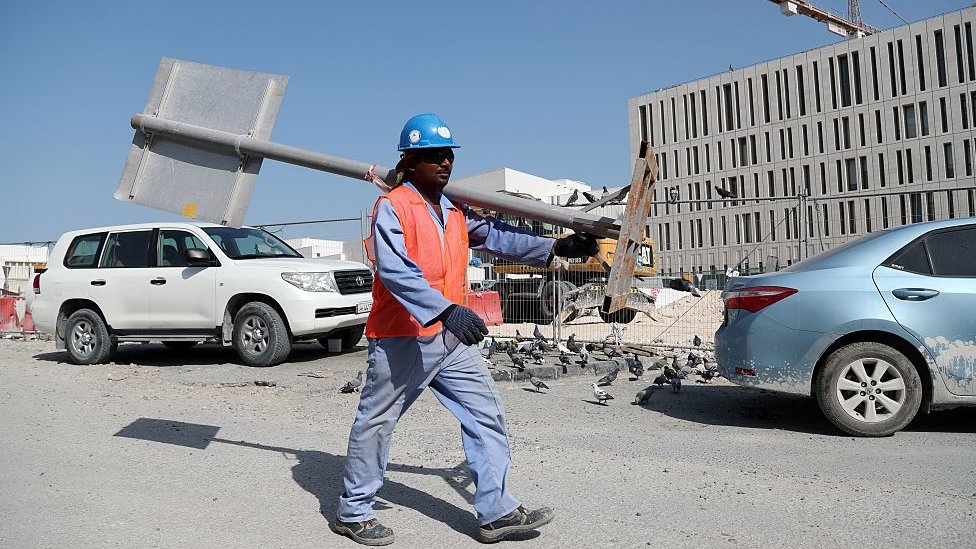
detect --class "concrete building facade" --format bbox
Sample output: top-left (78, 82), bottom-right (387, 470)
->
top-left (629, 7), bottom-right (976, 277)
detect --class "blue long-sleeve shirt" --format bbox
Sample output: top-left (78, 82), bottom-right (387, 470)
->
top-left (372, 182), bottom-right (556, 327)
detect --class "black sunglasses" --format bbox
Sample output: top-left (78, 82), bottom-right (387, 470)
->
top-left (415, 149), bottom-right (455, 164)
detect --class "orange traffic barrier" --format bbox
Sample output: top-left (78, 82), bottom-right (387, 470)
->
top-left (465, 290), bottom-right (503, 327)
top-left (0, 297), bottom-right (20, 332)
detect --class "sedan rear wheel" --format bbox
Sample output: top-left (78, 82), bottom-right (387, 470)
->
top-left (815, 342), bottom-right (922, 437)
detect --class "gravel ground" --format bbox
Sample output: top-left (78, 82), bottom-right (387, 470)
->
top-left (1, 338), bottom-right (974, 549)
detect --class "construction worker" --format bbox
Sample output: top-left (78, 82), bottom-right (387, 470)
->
top-left (333, 113), bottom-right (599, 545)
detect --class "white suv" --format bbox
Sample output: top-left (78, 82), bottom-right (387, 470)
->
top-left (30, 222), bottom-right (373, 367)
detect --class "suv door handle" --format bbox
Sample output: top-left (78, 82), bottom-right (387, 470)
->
top-left (892, 288), bottom-right (940, 301)
top-left (150, 277), bottom-right (167, 286)
top-left (90, 279), bottom-right (106, 286)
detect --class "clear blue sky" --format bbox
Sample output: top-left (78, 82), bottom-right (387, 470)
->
top-left (1, 0), bottom-right (968, 243)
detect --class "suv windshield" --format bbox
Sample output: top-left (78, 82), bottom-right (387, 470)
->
top-left (203, 227), bottom-right (303, 260)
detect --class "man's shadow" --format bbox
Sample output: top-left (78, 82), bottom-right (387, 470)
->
top-left (114, 417), bottom-right (487, 540)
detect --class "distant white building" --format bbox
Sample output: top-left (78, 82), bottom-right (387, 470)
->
top-left (285, 237), bottom-right (369, 265)
top-left (0, 244), bottom-right (49, 295)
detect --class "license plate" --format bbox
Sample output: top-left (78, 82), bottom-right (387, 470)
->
top-left (356, 301), bottom-right (372, 314)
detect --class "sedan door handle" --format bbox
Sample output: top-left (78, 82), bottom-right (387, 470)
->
top-left (90, 279), bottom-right (106, 286)
top-left (150, 277), bottom-right (167, 286)
top-left (892, 288), bottom-right (940, 301)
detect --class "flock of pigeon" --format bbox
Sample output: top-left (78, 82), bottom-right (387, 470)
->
top-left (335, 324), bottom-right (721, 407)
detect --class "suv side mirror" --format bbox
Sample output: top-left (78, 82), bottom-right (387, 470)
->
top-left (185, 248), bottom-right (212, 267)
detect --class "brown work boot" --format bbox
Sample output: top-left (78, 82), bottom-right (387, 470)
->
top-left (478, 505), bottom-right (554, 543)
top-left (333, 517), bottom-right (395, 546)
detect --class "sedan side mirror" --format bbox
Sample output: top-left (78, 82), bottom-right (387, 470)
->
top-left (185, 248), bottom-right (212, 267)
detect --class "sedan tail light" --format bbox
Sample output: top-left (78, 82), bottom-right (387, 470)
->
top-left (723, 286), bottom-right (797, 313)
top-left (32, 273), bottom-right (41, 294)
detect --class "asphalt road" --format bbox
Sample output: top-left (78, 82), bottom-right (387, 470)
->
top-left (1, 338), bottom-right (974, 549)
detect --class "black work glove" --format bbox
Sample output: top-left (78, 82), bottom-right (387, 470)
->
top-left (552, 233), bottom-right (600, 259)
top-left (439, 304), bottom-right (489, 346)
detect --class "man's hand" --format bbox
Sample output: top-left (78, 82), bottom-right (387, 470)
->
top-left (553, 233), bottom-right (600, 259)
top-left (439, 304), bottom-right (489, 346)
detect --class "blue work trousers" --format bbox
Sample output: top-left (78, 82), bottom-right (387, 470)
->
top-left (336, 331), bottom-right (521, 525)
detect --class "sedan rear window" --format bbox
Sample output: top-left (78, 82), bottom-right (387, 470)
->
top-left (927, 227), bottom-right (976, 276)
top-left (886, 241), bottom-right (931, 274)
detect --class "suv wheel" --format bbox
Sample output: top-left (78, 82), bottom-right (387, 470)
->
top-left (233, 302), bottom-right (292, 367)
top-left (65, 309), bottom-right (115, 365)
top-left (815, 342), bottom-right (922, 437)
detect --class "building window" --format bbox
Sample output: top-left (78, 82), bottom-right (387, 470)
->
top-left (833, 119), bottom-right (841, 150)
top-left (904, 104), bottom-right (917, 138)
top-left (896, 150), bottom-right (904, 184)
top-left (723, 83), bottom-right (735, 132)
top-left (839, 54), bottom-right (852, 107)
top-left (875, 110), bottom-right (883, 144)
top-left (804, 164), bottom-right (812, 194)
top-left (948, 190), bottom-right (956, 218)
top-left (739, 136), bottom-right (748, 166)
top-left (639, 105), bottom-right (649, 144)
top-left (694, 146), bottom-right (700, 174)
top-left (887, 42), bottom-right (898, 97)
top-left (775, 71), bottom-right (784, 120)
top-left (858, 113), bottom-right (866, 147)
top-left (780, 72), bottom-right (789, 120)
top-left (761, 74), bottom-right (770, 123)
top-left (900, 195), bottom-right (908, 225)
top-left (842, 117), bottom-right (851, 149)
top-left (869, 47), bottom-right (880, 101)
top-left (820, 162), bottom-right (827, 195)
top-left (765, 132), bottom-right (772, 162)
top-left (955, 24), bottom-right (965, 84)
top-left (742, 213), bottom-right (752, 244)
top-left (660, 100), bottom-right (667, 144)
top-left (665, 223), bottom-right (671, 250)
top-left (678, 221), bottom-right (683, 249)
top-left (966, 139), bottom-right (973, 176)
top-left (925, 145), bottom-right (933, 181)
top-left (897, 39), bottom-right (907, 95)
top-left (910, 193), bottom-right (923, 223)
top-left (878, 153), bottom-right (886, 187)
top-left (750, 134), bottom-right (758, 165)
top-left (671, 97), bottom-right (678, 141)
top-left (705, 143), bottom-right (711, 172)
top-left (817, 121), bottom-right (825, 153)
top-left (926, 191), bottom-right (936, 221)
top-left (906, 149), bottom-right (914, 184)
top-left (746, 78), bottom-right (754, 128)
top-left (767, 170), bottom-right (775, 198)
top-left (963, 93), bottom-right (971, 130)
top-left (836, 159), bottom-right (844, 192)
top-left (829, 57), bottom-right (838, 108)
top-left (721, 216), bottom-right (728, 246)
top-left (787, 128), bottom-right (794, 158)
top-left (852, 51), bottom-right (863, 104)
top-left (823, 204), bottom-right (830, 237)
top-left (936, 29), bottom-right (948, 87)
top-left (735, 81), bottom-right (742, 129)
top-left (860, 156), bottom-right (869, 190)
top-left (813, 60), bottom-right (822, 112)
top-left (701, 90), bottom-right (709, 136)
top-left (846, 158), bottom-right (858, 191)
top-left (865, 199), bottom-right (872, 233)
top-left (945, 142), bottom-right (956, 178)
top-left (780, 129), bottom-right (787, 160)
top-left (802, 124), bottom-right (809, 155)
top-left (796, 65), bottom-right (806, 115)
top-left (769, 209), bottom-right (777, 241)
top-left (689, 93), bottom-right (697, 138)
top-left (893, 107), bottom-right (901, 140)
top-left (916, 35), bottom-right (927, 91)
top-left (920, 101), bottom-right (929, 136)
top-left (967, 22), bottom-right (975, 80)
top-left (940, 97), bottom-right (949, 133)
top-left (882, 196), bottom-right (889, 229)
top-left (848, 200), bottom-right (857, 235)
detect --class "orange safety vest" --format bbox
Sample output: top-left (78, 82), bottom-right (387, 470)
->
top-left (365, 185), bottom-right (469, 338)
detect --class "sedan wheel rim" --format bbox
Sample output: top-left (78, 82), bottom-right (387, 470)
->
top-left (241, 315), bottom-right (269, 354)
top-left (835, 357), bottom-right (906, 423)
top-left (70, 321), bottom-right (95, 357)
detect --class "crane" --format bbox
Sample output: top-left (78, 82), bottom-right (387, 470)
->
top-left (768, 0), bottom-right (880, 37)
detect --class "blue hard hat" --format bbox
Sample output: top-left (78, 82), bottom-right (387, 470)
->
top-left (398, 113), bottom-right (460, 151)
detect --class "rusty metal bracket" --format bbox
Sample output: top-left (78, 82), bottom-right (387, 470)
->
top-left (602, 141), bottom-right (657, 314)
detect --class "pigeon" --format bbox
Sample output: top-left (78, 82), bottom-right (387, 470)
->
top-left (566, 334), bottom-right (583, 353)
top-left (585, 342), bottom-right (598, 353)
top-left (564, 189), bottom-right (580, 206)
top-left (650, 357), bottom-right (669, 371)
top-left (671, 376), bottom-right (682, 393)
top-left (602, 185), bottom-right (609, 196)
top-left (597, 367), bottom-right (619, 386)
top-left (671, 355), bottom-right (680, 371)
top-left (516, 340), bottom-right (535, 353)
top-left (514, 329), bottom-right (532, 342)
top-left (603, 343), bottom-right (623, 359)
top-left (558, 352), bottom-right (573, 366)
top-left (532, 324), bottom-right (548, 342)
top-left (529, 374), bottom-right (549, 392)
top-left (632, 385), bottom-right (654, 405)
top-left (510, 354), bottom-right (526, 372)
top-left (627, 355), bottom-right (644, 378)
top-left (687, 351), bottom-right (704, 367)
top-left (506, 346), bottom-right (518, 360)
top-left (693, 334), bottom-right (702, 347)
top-left (493, 338), bottom-right (510, 353)
top-left (556, 341), bottom-right (572, 355)
top-left (582, 191), bottom-right (597, 203)
top-left (533, 339), bottom-right (551, 353)
top-left (592, 383), bottom-right (614, 405)
top-left (699, 362), bottom-right (720, 382)
top-left (579, 348), bottom-right (590, 367)
top-left (664, 364), bottom-right (678, 382)
top-left (714, 185), bottom-right (737, 199)
top-left (652, 374), bottom-right (669, 387)
top-left (340, 371), bottom-right (364, 393)
top-left (530, 349), bottom-right (546, 364)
